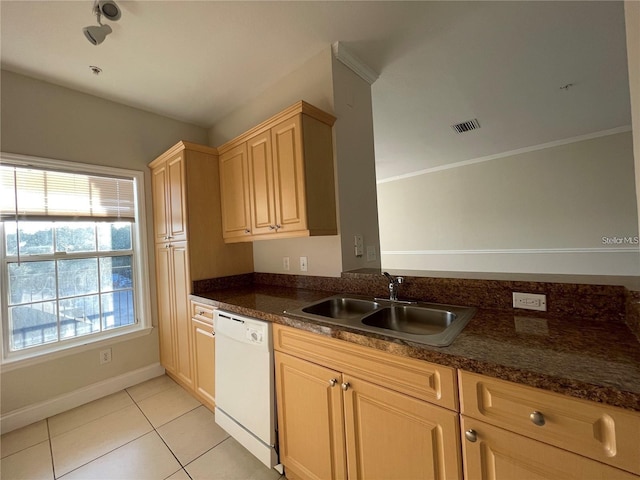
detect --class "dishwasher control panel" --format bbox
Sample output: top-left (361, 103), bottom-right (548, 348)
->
top-left (246, 325), bottom-right (265, 345)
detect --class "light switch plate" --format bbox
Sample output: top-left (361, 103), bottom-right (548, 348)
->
top-left (300, 256), bottom-right (308, 272)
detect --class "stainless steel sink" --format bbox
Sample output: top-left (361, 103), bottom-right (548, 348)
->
top-left (302, 297), bottom-right (381, 319)
top-left (361, 305), bottom-right (455, 335)
top-left (285, 294), bottom-right (476, 347)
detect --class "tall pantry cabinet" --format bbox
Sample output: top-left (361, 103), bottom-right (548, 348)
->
top-left (149, 141), bottom-right (253, 393)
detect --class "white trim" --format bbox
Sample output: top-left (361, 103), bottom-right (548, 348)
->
top-left (377, 126), bottom-right (633, 184)
top-left (382, 247), bottom-right (640, 255)
top-left (332, 41), bottom-right (379, 85)
top-left (0, 363), bottom-right (165, 434)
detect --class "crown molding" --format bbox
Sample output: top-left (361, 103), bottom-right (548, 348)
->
top-left (332, 41), bottom-right (379, 85)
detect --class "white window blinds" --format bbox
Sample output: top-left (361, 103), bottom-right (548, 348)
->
top-left (0, 164), bottom-right (135, 222)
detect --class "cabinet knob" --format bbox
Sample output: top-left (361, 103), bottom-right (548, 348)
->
top-left (341, 382), bottom-right (350, 391)
top-left (329, 378), bottom-right (338, 387)
top-left (244, 229), bottom-right (251, 234)
top-left (530, 411), bottom-right (546, 426)
top-left (464, 429), bottom-right (478, 442)
top-left (269, 225), bottom-right (276, 230)
top-left (198, 311), bottom-right (205, 315)
top-left (275, 224), bottom-right (281, 229)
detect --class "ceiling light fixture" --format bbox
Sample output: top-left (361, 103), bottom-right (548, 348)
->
top-left (82, 0), bottom-right (121, 46)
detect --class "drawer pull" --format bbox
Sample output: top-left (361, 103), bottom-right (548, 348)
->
top-left (329, 378), bottom-right (338, 387)
top-left (341, 382), bottom-right (350, 391)
top-left (198, 311), bottom-right (205, 315)
top-left (464, 429), bottom-right (478, 442)
top-left (530, 410), bottom-right (546, 426)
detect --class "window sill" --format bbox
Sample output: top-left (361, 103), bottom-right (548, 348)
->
top-left (0, 326), bottom-right (154, 373)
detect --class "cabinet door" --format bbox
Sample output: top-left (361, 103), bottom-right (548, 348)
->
top-left (191, 317), bottom-right (215, 410)
top-left (151, 163), bottom-right (170, 244)
top-left (271, 115), bottom-right (307, 233)
top-left (170, 241), bottom-right (193, 388)
top-left (155, 243), bottom-right (175, 374)
top-left (167, 154), bottom-right (187, 242)
top-left (343, 375), bottom-right (462, 480)
top-left (219, 144), bottom-right (252, 240)
top-left (461, 417), bottom-right (639, 480)
top-left (247, 130), bottom-right (277, 235)
top-left (275, 352), bottom-right (347, 480)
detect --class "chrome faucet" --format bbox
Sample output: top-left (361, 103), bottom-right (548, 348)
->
top-left (383, 272), bottom-right (403, 301)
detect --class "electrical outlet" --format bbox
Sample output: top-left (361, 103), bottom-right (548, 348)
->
top-left (100, 348), bottom-right (112, 364)
top-left (300, 256), bottom-right (308, 272)
top-left (283, 256), bottom-right (290, 271)
top-left (513, 292), bottom-right (547, 312)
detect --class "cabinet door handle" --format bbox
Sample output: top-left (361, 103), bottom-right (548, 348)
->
top-left (530, 411), bottom-right (546, 426)
top-left (329, 378), bottom-right (338, 387)
top-left (341, 382), bottom-right (350, 391)
top-left (275, 224), bottom-right (281, 229)
top-left (269, 225), bottom-right (276, 230)
top-left (464, 429), bottom-right (478, 442)
top-left (244, 229), bottom-right (251, 234)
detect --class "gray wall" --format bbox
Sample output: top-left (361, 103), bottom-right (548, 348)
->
top-left (0, 70), bottom-right (208, 414)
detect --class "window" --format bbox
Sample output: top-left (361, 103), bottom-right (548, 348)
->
top-left (0, 154), bottom-right (151, 364)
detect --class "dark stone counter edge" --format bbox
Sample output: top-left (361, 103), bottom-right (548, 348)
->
top-left (191, 293), bottom-right (640, 414)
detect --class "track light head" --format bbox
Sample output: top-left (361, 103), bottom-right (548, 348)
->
top-left (83, 24), bottom-right (112, 46)
top-left (98, 1), bottom-right (121, 21)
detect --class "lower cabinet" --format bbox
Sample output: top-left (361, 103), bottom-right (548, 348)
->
top-left (156, 241), bottom-right (192, 389)
top-left (189, 301), bottom-right (216, 410)
top-left (460, 417), bottom-right (639, 480)
top-left (274, 325), bottom-right (462, 480)
top-left (459, 370), bottom-right (640, 479)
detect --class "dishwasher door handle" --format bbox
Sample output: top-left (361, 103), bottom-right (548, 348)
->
top-left (218, 313), bottom-right (245, 324)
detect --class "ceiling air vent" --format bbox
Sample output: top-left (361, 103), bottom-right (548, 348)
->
top-left (451, 118), bottom-right (480, 134)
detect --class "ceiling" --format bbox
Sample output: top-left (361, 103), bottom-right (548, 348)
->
top-left (0, 1), bottom-right (631, 180)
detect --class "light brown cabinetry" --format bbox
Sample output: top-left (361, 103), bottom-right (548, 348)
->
top-left (155, 241), bottom-right (192, 387)
top-left (190, 301), bottom-right (216, 410)
top-left (218, 101), bottom-right (337, 243)
top-left (459, 370), bottom-right (640, 479)
top-left (149, 141), bottom-right (253, 391)
top-left (273, 324), bottom-right (462, 480)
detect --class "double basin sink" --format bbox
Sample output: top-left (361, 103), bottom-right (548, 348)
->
top-left (285, 294), bottom-right (476, 347)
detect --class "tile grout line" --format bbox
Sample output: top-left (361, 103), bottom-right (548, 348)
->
top-left (51, 387), bottom-right (159, 479)
top-left (127, 385), bottom-right (200, 478)
top-left (46, 418), bottom-right (56, 480)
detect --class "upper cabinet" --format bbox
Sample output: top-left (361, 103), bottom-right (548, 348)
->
top-left (149, 141), bottom-right (254, 280)
top-left (151, 152), bottom-right (187, 244)
top-left (218, 101), bottom-right (338, 243)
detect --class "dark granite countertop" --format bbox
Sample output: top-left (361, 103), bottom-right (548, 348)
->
top-left (192, 284), bottom-right (640, 413)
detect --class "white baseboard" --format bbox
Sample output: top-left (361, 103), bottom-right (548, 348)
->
top-left (0, 363), bottom-right (165, 434)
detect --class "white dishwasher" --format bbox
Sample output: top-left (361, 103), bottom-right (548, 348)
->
top-left (213, 310), bottom-right (280, 471)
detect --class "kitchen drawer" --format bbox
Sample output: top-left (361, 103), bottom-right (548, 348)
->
top-left (273, 324), bottom-right (458, 410)
top-left (190, 301), bottom-right (215, 325)
top-left (461, 416), bottom-right (640, 480)
top-left (459, 370), bottom-right (640, 475)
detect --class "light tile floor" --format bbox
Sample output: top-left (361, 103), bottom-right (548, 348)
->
top-left (1, 375), bottom-right (284, 480)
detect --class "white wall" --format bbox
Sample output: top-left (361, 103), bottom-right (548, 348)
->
top-left (626, 1), bottom-right (640, 282)
top-left (378, 131), bottom-right (639, 275)
top-left (331, 55), bottom-right (381, 272)
top-left (0, 70), bottom-right (208, 414)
